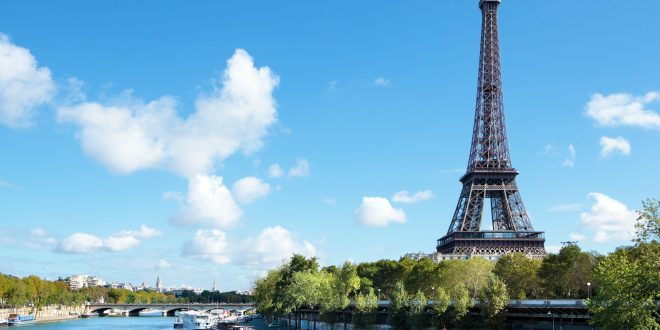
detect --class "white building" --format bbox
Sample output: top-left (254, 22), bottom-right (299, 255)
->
top-left (66, 275), bottom-right (106, 290)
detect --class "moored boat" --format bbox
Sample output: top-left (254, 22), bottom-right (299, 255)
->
top-left (7, 314), bottom-right (37, 326)
top-left (181, 311), bottom-right (215, 330)
top-left (173, 315), bottom-right (183, 328)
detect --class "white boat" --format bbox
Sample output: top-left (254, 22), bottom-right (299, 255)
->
top-left (7, 313), bottom-right (37, 325)
top-left (173, 315), bottom-right (183, 328)
top-left (181, 311), bottom-right (216, 330)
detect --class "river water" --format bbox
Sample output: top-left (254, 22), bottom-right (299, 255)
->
top-left (3, 316), bottom-right (271, 329)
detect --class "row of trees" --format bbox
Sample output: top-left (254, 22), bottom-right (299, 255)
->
top-left (254, 198), bottom-right (659, 329)
top-left (0, 275), bottom-right (253, 308)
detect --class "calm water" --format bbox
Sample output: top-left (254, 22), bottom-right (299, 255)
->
top-left (3, 317), bottom-right (271, 330)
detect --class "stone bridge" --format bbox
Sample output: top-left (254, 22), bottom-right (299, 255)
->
top-left (89, 303), bottom-right (255, 317)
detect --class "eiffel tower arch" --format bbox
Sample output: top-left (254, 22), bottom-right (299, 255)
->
top-left (435, 0), bottom-right (546, 259)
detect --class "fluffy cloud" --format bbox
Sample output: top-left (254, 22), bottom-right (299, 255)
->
top-left (182, 226), bottom-right (315, 269)
top-left (56, 225), bottom-right (161, 254)
top-left (0, 34), bottom-right (56, 128)
top-left (288, 159), bottom-right (310, 177)
top-left (355, 197), bottom-right (406, 227)
top-left (58, 49), bottom-right (279, 176)
top-left (579, 193), bottom-right (637, 242)
top-left (586, 92), bottom-right (660, 129)
top-left (171, 175), bottom-right (242, 229)
top-left (182, 229), bottom-right (231, 265)
top-left (268, 164), bottom-right (284, 178)
top-left (392, 190), bottom-right (434, 203)
top-left (232, 176), bottom-right (271, 204)
top-left (599, 136), bottom-right (631, 159)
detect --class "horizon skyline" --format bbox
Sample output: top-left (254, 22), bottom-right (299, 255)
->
top-left (1, 0), bottom-right (658, 291)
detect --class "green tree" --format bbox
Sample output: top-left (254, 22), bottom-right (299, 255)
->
top-left (254, 269), bottom-right (280, 321)
top-left (450, 284), bottom-right (471, 321)
top-left (493, 253), bottom-right (541, 299)
top-left (634, 198), bottom-right (659, 243)
top-left (409, 290), bottom-right (428, 329)
top-left (438, 258), bottom-right (493, 298)
top-left (539, 245), bottom-right (598, 298)
top-left (354, 288), bottom-right (378, 329)
top-left (389, 281), bottom-right (409, 330)
top-left (587, 242), bottom-right (660, 330)
top-left (479, 274), bottom-right (509, 330)
top-left (431, 287), bottom-right (450, 329)
top-left (283, 270), bottom-right (331, 330)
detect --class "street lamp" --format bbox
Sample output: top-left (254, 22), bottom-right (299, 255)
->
top-left (547, 311), bottom-right (554, 330)
top-left (587, 282), bottom-right (591, 299)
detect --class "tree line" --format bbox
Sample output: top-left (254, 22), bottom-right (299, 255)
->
top-left (0, 275), bottom-right (253, 308)
top-left (254, 198), bottom-right (659, 329)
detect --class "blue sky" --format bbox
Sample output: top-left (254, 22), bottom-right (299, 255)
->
top-left (0, 0), bottom-right (658, 291)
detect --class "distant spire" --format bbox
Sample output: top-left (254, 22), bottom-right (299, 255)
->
top-left (156, 275), bottom-right (162, 289)
top-left (212, 279), bottom-right (216, 292)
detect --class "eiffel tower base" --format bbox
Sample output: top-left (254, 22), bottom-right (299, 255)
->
top-left (436, 231), bottom-right (546, 259)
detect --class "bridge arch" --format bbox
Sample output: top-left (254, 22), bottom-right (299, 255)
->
top-left (166, 307), bottom-right (191, 317)
top-left (128, 307), bottom-right (149, 317)
top-left (90, 307), bottom-right (114, 315)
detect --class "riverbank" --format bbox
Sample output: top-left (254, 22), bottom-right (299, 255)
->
top-left (0, 305), bottom-right (89, 323)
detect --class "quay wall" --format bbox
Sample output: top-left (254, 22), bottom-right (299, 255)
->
top-left (0, 304), bottom-right (89, 323)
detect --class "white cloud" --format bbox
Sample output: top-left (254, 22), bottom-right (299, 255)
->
top-left (392, 190), bottom-right (434, 204)
top-left (268, 164), bottom-right (284, 178)
top-left (586, 92), bottom-right (660, 129)
top-left (58, 49), bottom-right (279, 176)
top-left (103, 235), bottom-right (140, 252)
top-left (171, 174), bottom-right (242, 229)
top-left (599, 136), bottom-right (631, 159)
top-left (355, 197), bottom-right (406, 227)
top-left (232, 176), bottom-right (270, 204)
top-left (57, 233), bottom-right (104, 254)
top-left (56, 224), bottom-right (162, 254)
top-left (543, 144), bottom-right (576, 168)
top-left (374, 77), bottom-right (391, 87)
top-left (569, 233), bottom-right (586, 241)
top-left (0, 34), bottom-right (56, 128)
top-left (288, 158), bottom-right (310, 177)
top-left (579, 193), bottom-right (637, 243)
top-left (240, 226), bottom-right (316, 268)
top-left (182, 226), bottom-right (316, 269)
top-left (182, 229), bottom-right (231, 265)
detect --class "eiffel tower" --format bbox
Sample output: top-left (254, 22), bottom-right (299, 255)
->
top-left (436, 0), bottom-right (546, 258)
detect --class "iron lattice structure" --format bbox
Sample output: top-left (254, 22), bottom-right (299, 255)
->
top-left (437, 0), bottom-right (545, 257)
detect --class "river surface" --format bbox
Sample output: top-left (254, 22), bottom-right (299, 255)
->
top-left (3, 317), bottom-right (271, 329)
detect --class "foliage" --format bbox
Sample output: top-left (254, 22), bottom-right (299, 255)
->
top-left (493, 252), bottom-right (540, 299)
top-left (634, 198), bottom-right (659, 243)
top-left (538, 245), bottom-right (598, 298)
top-left (479, 274), bottom-right (509, 330)
top-left (438, 258), bottom-right (493, 298)
top-left (450, 283), bottom-right (472, 321)
top-left (388, 281), bottom-right (409, 330)
top-left (354, 288), bottom-right (378, 329)
top-left (587, 242), bottom-right (660, 329)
